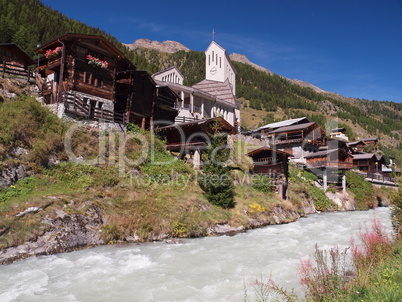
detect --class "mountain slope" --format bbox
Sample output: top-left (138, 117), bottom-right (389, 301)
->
top-left (124, 38), bottom-right (190, 53)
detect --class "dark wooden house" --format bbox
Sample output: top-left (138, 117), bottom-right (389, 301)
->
top-left (347, 141), bottom-right (366, 153)
top-left (362, 138), bottom-right (378, 146)
top-left (0, 43), bottom-right (35, 82)
top-left (306, 148), bottom-right (353, 171)
top-left (246, 117), bottom-right (311, 138)
top-left (246, 147), bottom-right (292, 176)
top-left (304, 138), bottom-right (353, 191)
top-left (265, 122), bottom-right (326, 158)
top-left (352, 153), bottom-right (377, 172)
top-left (35, 33), bottom-right (178, 127)
top-left (246, 147), bottom-right (292, 199)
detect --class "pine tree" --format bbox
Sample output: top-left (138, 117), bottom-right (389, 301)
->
top-left (198, 132), bottom-right (235, 209)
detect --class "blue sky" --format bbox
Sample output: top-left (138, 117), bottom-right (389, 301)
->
top-left (40, 0), bottom-right (402, 103)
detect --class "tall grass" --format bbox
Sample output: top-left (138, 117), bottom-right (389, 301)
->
top-left (297, 217), bottom-right (395, 302)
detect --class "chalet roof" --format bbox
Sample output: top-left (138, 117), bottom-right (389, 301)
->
top-left (251, 117), bottom-right (311, 133)
top-left (35, 33), bottom-right (127, 59)
top-left (192, 79), bottom-right (238, 107)
top-left (352, 153), bottom-right (376, 160)
top-left (348, 141), bottom-right (366, 146)
top-left (246, 147), bottom-right (292, 158)
top-left (266, 122), bottom-right (318, 134)
top-left (362, 138), bottom-right (378, 142)
top-left (331, 128), bottom-right (346, 132)
top-left (0, 43), bottom-right (35, 66)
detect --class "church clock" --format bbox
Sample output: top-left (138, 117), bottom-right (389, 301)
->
top-left (210, 67), bottom-right (217, 75)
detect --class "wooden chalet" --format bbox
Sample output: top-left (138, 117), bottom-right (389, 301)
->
top-left (35, 33), bottom-right (179, 127)
top-left (246, 147), bottom-right (292, 199)
top-left (352, 153), bottom-right (377, 172)
top-left (246, 147), bottom-right (292, 176)
top-left (305, 148), bottom-right (352, 192)
top-left (157, 117), bottom-right (236, 153)
top-left (265, 122), bottom-right (326, 158)
top-left (246, 117), bottom-right (311, 138)
top-left (347, 141), bottom-right (366, 153)
top-left (306, 148), bottom-right (353, 171)
top-left (0, 43), bottom-right (35, 82)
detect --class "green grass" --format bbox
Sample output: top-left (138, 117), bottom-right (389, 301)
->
top-left (346, 171), bottom-right (377, 210)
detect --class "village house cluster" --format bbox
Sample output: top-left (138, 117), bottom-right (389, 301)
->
top-left (1, 34), bottom-right (399, 200)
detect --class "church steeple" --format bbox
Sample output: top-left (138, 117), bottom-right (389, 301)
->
top-left (204, 38), bottom-right (236, 95)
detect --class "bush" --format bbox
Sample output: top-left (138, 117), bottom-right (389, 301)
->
top-left (310, 187), bottom-right (336, 211)
top-left (346, 171), bottom-right (376, 210)
top-left (252, 175), bottom-right (273, 193)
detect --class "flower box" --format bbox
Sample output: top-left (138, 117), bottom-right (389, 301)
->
top-left (86, 55), bottom-right (109, 69)
top-left (45, 47), bottom-right (62, 59)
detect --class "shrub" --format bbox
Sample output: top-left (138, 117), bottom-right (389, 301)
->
top-left (252, 175), bottom-right (273, 193)
top-left (345, 171), bottom-right (376, 210)
top-left (0, 176), bottom-right (39, 203)
top-left (310, 186), bottom-right (336, 211)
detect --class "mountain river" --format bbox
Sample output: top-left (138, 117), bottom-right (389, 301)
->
top-left (0, 207), bottom-right (393, 302)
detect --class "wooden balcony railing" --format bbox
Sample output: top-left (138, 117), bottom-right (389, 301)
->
top-left (307, 161), bottom-right (353, 170)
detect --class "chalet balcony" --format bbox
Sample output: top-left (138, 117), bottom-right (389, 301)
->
top-left (47, 56), bottom-right (62, 69)
top-left (307, 160), bottom-right (353, 170)
top-left (273, 138), bottom-right (323, 146)
top-left (253, 157), bottom-right (278, 165)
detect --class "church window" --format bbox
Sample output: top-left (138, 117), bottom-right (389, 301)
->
top-left (216, 54), bottom-right (218, 65)
top-left (212, 51), bottom-right (214, 62)
top-left (220, 57), bottom-right (221, 68)
top-left (208, 55), bottom-right (210, 65)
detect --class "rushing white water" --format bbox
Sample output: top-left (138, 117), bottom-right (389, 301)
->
top-left (0, 207), bottom-right (393, 302)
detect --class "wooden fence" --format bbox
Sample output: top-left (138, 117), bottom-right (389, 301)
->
top-left (1, 62), bottom-right (34, 82)
top-left (63, 92), bottom-right (125, 124)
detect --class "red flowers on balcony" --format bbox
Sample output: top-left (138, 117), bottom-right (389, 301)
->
top-left (86, 55), bottom-right (109, 69)
top-left (45, 47), bottom-right (62, 59)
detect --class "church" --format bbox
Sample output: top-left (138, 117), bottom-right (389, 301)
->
top-left (152, 39), bottom-right (241, 129)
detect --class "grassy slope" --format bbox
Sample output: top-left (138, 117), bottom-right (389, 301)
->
top-left (0, 83), bottom-right (309, 249)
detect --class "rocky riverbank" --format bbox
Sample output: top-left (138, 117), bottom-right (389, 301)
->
top-left (0, 193), bottom-right (324, 265)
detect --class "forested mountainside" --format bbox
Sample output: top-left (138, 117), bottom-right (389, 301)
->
top-left (0, 0), bottom-right (157, 71)
top-left (1, 0), bottom-right (401, 163)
